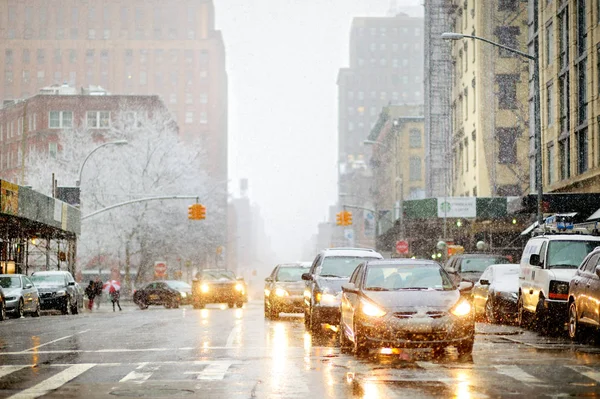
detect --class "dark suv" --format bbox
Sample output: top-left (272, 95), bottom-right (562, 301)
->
top-left (444, 254), bottom-right (511, 285)
top-left (31, 271), bottom-right (83, 315)
top-left (302, 248), bottom-right (383, 334)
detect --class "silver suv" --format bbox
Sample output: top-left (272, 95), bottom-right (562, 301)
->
top-left (301, 247), bottom-right (383, 335)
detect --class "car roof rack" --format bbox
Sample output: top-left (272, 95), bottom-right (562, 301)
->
top-left (531, 213), bottom-right (600, 237)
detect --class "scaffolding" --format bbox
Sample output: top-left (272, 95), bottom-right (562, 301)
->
top-left (424, 0), bottom-right (455, 198)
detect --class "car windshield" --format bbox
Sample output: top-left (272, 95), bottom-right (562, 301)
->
top-left (319, 256), bottom-right (379, 278)
top-left (276, 267), bottom-right (306, 282)
top-left (0, 276), bottom-right (21, 288)
top-left (201, 270), bottom-right (236, 280)
top-left (461, 257), bottom-right (510, 273)
top-left (364, 264), bottom-right (454, 291)
top-left (31, 274), bottom-right (65, 284)
top-left (547, 241), bottom-right (599, 269)
top-left (166, 281), bottom-right (191, 289)
top-left (494, 265), bottom-right (520, 278)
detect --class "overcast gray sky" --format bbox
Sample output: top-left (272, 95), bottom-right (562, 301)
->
top-left (215, 0), bottom-right (422, 262)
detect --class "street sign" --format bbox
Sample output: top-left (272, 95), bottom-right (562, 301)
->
top-left (154, 261), bottom-right (167, 277)
top-left (395, 240), bottom-right (409, 255)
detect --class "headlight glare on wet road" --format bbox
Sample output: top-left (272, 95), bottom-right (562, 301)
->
top-left (275, 288), bottom-right (288, 297)
top-left (360, 298), bottom-right (386, 317)
top-left (201, 284), bottom-right (210, 293)
top-left (451, 299), bottom-right (472, 317)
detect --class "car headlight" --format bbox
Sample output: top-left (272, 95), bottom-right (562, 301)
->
top-left (275, 288), bottom-right (288, 297)
top-left (450, 299), bottom-right (472, 317)
top-left (549, 280), bottom-right (569, 300)
top-left (235, 283), bottom-right (244, 292)
top-left (201, 284), bottom-right (210, 293)
top-left (316, 292), bottom-right (337, 304)
top-left (360, 298), bottom-right (386, 317)
top-left (56, 290), bottom-right (66, 296)
top-left (264, 289), bottom-right (271, 297)
top-left (180, 292), bottom-right (187, 298)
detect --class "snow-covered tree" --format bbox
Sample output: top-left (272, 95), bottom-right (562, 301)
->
top-left (24, 105), bottom-right (227, 286)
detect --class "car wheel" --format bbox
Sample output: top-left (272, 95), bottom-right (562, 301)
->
top-left (236, 301), bottom-right (244, 308)
top-left (31, 300), bottom-right (41, 317)
top-left (193, 301), bottom-right (205, 309)
top-left (173, 299), bottom-right (180, 309)
top-left (138, 301), bottom-right (148, 310)
top-left (309, 313), bottom-right (321, 334)
top-left (353, 322), bottom-right (369, 357)
top-left (456, 338), bottom-right (474, 357)
top-left (0, 300), bottom-right (5, 321)
top-left (517, 294), bottom-right (532, 329)
top-left (485, 299), bottom-right (496, 324)
top-left (535, 299), bottom-right (550, 335)
top-left (14, 299), bottom-right (24, 318)
top-left (62, 297), bottom-right (72, 315)
top-left (304, 309), bottom-right (310, 328)
top-left (568, 301), bottom-right (584, 342)
top-left (268, 303), bottom-right (279, 319)
top-left (339, 325), bottom-right (352, 354)
top-left (228, 302), bottom-right (234, 309)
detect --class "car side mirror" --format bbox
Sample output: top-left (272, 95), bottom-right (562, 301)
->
top-left (446, 267), bottom-right (456, 274)
top-left (25, 283), bottom-right (33, 289)
top-left (68, 281), bottom-right (75, 286)
top-left (458, 281), bottom-right (474, 292)
top-left (301, 273), bottom-right (313, 281)
top-left (341, 282), bottom-right (358, 293)
top-left (479, 279), bottom-right (490, 286)
top-left (265, 277), bottom-right (273, 282)
top-left (530, 254), bottom-right (542, 267)
top-left (596, 265), bottom-right (600, 279)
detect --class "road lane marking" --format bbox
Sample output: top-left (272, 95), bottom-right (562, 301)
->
top-left (7, 363), bottom-right (95, 399)
top-left (567, 365), bottom-right (600, 383)
top-left (493, 365), bottom-right (543, 385)
top-left (185, 361), bottom-right (234, 380)
top-left (120, 362), bottom-right (160, 384)
top-left (21, 329), bottom-right (90, 352)
top-left (226, 322), bottom-right (242, 348)
top-left (0, 366), bottom-right (27, 379)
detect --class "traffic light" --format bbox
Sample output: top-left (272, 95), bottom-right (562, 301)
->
top-left (188, 205), bottom-right (195, 219)
top-left (198, 204), bottom-right (206, 220)
top-left (188, 204), bottom-right (206, 220)
top-left (345, 211), bottom-right (353, 225)
top-left (336, 212), bottom-right (343, 226)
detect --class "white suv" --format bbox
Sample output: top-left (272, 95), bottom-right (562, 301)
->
top-left (518, 234), bottom-right (600, 333)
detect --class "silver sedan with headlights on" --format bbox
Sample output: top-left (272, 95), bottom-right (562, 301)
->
top-left (339, 259), bottom-right (475, 357)
top-left (264, 262), bottom-right (310, 319)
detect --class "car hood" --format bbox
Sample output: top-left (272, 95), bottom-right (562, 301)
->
top-left (492, 279), bottom-right (519, 294)
top-left (275, 281), bottom-right (305, 293)
top-left (548, 268), bottom-right (578, 283)
top-left (315, 277), bottom-right (348, 294)
top-left (35, 284), bottom-right (66, 290)
top-left (364, 290), bottom-right (460, 311)
top-left (3, 288), bottom-right (22, 296)
top-left (459, 272), bottom-right (483, 283)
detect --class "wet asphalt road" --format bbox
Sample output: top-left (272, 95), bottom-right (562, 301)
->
top-left (1, 299), bottom-right (600, 398)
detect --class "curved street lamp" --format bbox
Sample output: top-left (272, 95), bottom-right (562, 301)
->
top-left (76, 140), bottom-right (128, 187)
top-left (441, 32), bottom-right (543, 225)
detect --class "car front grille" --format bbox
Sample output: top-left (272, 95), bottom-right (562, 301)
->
top-left (393, 311), bottom-right (446, 319)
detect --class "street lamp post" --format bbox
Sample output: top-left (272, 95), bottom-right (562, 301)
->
top-left (441, 32), bottom-right (543, 225)
top-left (76, 140), bottom-right (128, 187)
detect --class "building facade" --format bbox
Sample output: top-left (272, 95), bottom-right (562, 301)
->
top-left (448, 0), bottom-right (530, 198)
top-left (531, 0), bottom-right (600, 194)
top-left (0, 0), bottom-right (227, 183)
top-left (337, 13), bottom-right (424, 248)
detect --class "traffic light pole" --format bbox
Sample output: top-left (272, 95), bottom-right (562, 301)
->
top-left (81, 195), bottom-right (205, 220)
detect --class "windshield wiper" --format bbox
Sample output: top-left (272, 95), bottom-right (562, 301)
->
top-left (365, 287), bottom-right (389, 291)
top-left (394, 287), bottom-right (432, 291)
top-left (320, 274), bottom-right (342, 278)
top-left (549, 264), bottom-right (578, 268)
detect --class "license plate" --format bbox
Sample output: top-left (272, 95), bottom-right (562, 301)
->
top-left (149, 295), bottom-right (158, 300)
top-left (410, 317), bottom-right (433, 333)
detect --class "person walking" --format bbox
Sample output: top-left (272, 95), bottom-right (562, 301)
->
top-left (85, 281), bottom-right (96, 311)
top-left (109, 285), bottom-right (122, 311)
top-left (93, 277), bottom-right (103, 309)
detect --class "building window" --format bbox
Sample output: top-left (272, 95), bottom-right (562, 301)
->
top-left (547, 143), bottom-right (555, 184)
top-left (5, 49), bottom-right (13, 65)
top-left (37, 49), bottom-right (45, 64)
top-left (545, 22), bottom-right (554, 66)
top-left (559, 73), bottom-right (570, 133)
top-left (185, 112), bottom-right (193, 124)
top-left (464, 88), bottom-right (468, 118)
top-left (86, 111), bottom-right (110, 128)
top-left (577, 0), bottom-right (587, 56)
top-left (472, 130), bottom-right (477, 167)
top-left (497, 128), bottom-right (517, 164)
top-left (409, 157), bottom-right (421, 181)
top-left (547, 82), bottom-right (554, 126)
top-left (200, 93), bottom-right (208, 104)
top-left (139, 71), bottom-right (147, 85)
top-left (88, 29), bottom-right (96, 39)
top-left (69, 50), bottom-right (76, 64)
top-left (409, 129), bottom-right (422, 148)
top-left (494, 26), bottom-right (520, 57)
top-left (200, 112), bottom-right (208, 124)
top-left (49, 111), bottom-right (73, 129)
top-left (558, 8), bottom-right (569, 70)
top-left (85, 50), bottom-right (94, 64)
top-left (577, 58), bottom-right (587, 125)
top-left (496, 74), bottom-right (518, 109)
top-left (559, 137), bottom-right (570, 180)
top-left (5, 70), bottom-right (13, 85)
top-left (577, 128), bottom-right (588, 174)
top-left (49, 142), bottom-right (58, 159)
top-left (464, 137), bottom-right (469, 172)
top-left (22, 49), bottom-right (30, 64)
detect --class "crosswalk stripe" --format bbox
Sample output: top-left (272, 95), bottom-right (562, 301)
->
top-left (7, 364), bottom-right (95, 399)
top-left (185, 361), bottom-right (234, 380)
top-left (493, 365), bottom-right (543, 384)
top-left (120, 362), bottom-right (160, 384)
top-left (567, 365), bottom-right (600, 383)
top-left (0, 366), bottom-right (27, 379)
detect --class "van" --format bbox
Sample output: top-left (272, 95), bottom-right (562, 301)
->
top-left (518, 234), bottom-right (600, 333)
